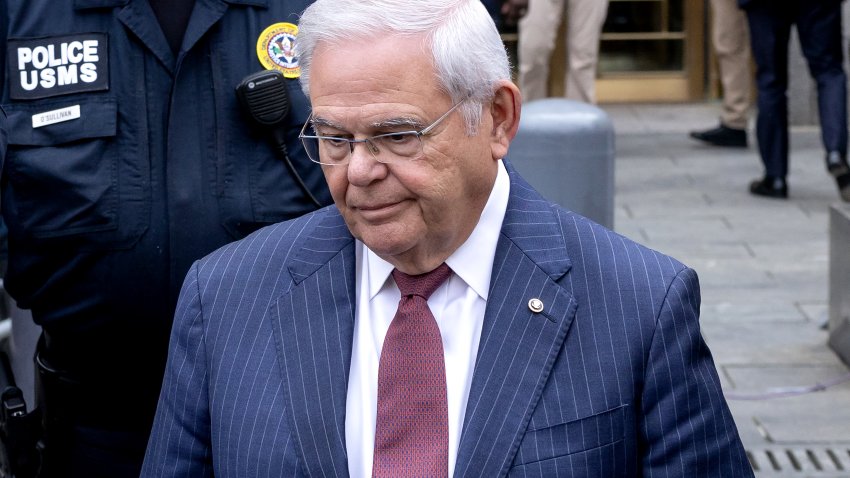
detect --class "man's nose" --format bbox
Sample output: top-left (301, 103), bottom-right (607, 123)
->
top-left (347, 140), bottom-right (385, 185)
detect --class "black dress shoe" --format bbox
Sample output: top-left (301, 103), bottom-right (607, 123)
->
top-left (689, 123), bottom-right (747, 147)
top-left (749, 176), bottom-right (788, 199)
top-left (825, 151), bottom-right (850, 202)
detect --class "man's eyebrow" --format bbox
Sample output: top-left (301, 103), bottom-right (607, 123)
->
top-left (311, 115), bottom-right (427, 132)
top-left (311, 116), bottom-right (348, 131)
top-left (371, 117), bottom-right (426, 130)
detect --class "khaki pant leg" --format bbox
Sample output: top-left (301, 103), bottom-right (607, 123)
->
top-left (518, 0), bottom-right (566, 101)
top-left (710, 0), bottom-right (752, 129)
top-left (564, 0), bottom-right (609, 103)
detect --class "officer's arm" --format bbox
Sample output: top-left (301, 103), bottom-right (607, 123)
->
top-left (1, 0), bottom-right (6, 90)
top-left (1, 0), bottom-right (7, 171)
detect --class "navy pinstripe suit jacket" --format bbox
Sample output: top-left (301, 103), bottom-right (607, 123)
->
top-left (141, 166), bottom-right (753, 477)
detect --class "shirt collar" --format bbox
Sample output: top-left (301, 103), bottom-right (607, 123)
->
top-left (364, 159), bottom-right (511, 300)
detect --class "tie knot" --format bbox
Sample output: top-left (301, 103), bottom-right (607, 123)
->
top-left (392, 263), bottom-right (452, 300)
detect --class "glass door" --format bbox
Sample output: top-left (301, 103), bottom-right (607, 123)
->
top-left (595, 0), bottom-right (704, 102)
top-left (500, 0), bottom-right (705, 103)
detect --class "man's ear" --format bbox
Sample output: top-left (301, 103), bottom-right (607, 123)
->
top-left (488, 79), bottom-right (522, 160)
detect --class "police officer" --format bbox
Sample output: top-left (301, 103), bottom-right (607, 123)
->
top-left (0, 0), bottom-right (330, 476)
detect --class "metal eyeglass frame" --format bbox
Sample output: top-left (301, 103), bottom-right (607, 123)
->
top-left (298, 98), bottom-right (468, 166)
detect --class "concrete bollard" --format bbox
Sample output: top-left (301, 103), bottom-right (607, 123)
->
top-left (508, 98), bottom-right (616, 229)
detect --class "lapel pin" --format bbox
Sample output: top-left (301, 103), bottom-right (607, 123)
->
top-left (528, 298), bottom-right (544, 313)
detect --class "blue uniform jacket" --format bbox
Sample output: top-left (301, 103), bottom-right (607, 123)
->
top-left (0, 0), bottom-right (330, 341)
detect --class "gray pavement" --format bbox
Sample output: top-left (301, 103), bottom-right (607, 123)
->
top-left (601, 102), bottom-right (850, 477)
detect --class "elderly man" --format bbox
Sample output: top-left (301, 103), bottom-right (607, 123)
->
top-left (141, 0), bottom-right (754, 476)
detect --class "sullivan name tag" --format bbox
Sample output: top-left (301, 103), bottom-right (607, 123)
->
top-left (32, 105), bottom-right (81, 128)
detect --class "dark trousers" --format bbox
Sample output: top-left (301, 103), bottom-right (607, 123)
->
top-left (35, 331), bottom-right (163, 478)
top-left (745, 0), bottom-right (847, 178)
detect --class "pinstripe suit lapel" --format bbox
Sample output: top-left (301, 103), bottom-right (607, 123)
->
top-left (454, 169), bottom-right (578, 477)
top-left (271, 208), bottom-right (355, 478)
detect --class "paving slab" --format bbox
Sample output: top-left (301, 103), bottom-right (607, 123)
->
top-left (728, 391), bottom-right (850, 443)
top-left (699, 296), bottom-right (807, 324)
top-left (602, 103), bottom-right (850, 465)
top-left (702, 321), bottom-right (838, 365)
top-left (722, 364), bottom-right (850, 392)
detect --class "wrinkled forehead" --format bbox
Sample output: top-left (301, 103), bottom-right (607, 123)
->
top-left (316, 25), bottom-right (431, 49)
top-left (311, 29), bottom-right (433, 64)
top-left (308, 33), bottom-right (444, 103)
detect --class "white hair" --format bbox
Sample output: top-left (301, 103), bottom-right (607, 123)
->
top-left (296, 0), bottom-right (511, 134)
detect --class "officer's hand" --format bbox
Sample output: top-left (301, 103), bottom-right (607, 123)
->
top-left (501, 0), bottom-right (529, 27)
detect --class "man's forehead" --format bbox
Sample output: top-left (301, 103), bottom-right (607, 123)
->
top-left (312, 31), bottom-right (428, 57)
top-left (307, 33), bottom-right (448, 127)
top-left (309, 33), bottom-right (435, 85)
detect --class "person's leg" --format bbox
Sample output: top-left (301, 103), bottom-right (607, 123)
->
top-left (712, 0), bottom-right (752, 130)
top-left (690, 0), bottom-right (751, 146)
top-left (518, 0), bottom-right (566, 101)
top-left (745, 3), bottom-right (792, 186)
top-left (795, 1), bottom-right (847, 155)
top-left (794, 0), bottom-right (850, 201)
top-left (563, 0), bottom-right (609, 103)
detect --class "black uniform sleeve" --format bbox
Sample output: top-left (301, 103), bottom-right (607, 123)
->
top-left (0, 1), bottom-right (5, 166)
top-left (0, 0), bottom-right (6, 90)
top-left (1, 0), bottom-right (8, 264)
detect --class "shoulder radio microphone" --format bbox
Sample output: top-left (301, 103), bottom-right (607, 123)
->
top-left (236, 70), bottom-right (322, 208)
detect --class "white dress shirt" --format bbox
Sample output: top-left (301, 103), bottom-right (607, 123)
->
top-left (345, 160), bottom-right (511, 478)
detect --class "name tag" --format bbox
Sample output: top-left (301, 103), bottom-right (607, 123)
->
top-left (8, 33), bottom-right (109, 100)
top-left (32, 105), bottom-right (81, 128)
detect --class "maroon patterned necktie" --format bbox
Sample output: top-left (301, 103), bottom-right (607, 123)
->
top-left (372, 263), bottom-right (452, 478)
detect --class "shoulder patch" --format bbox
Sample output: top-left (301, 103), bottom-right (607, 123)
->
top-left (256, 22), bottom-right (300, 78)
top-left (7, 33), bottom-right (109, 100)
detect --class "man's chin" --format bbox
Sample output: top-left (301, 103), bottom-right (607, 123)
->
top-left (355, 228), bottom-right (417, 261)
top-left (361, 237), bottom-right (412, 259)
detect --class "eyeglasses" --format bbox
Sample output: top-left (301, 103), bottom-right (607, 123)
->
top-left (299, 99), bottom-right (467, 166)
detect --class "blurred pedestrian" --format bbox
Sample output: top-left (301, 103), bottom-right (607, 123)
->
top-left (690, 0), bottom-right (752, 148)
top-left (517, 0), bottom-right (609, 103)
top-left (741, 0), bottom-right (850, 200)
top-left (497, 0), bottom-right (528, 28)
top-left (0, 0), bottom-right (329, 476)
